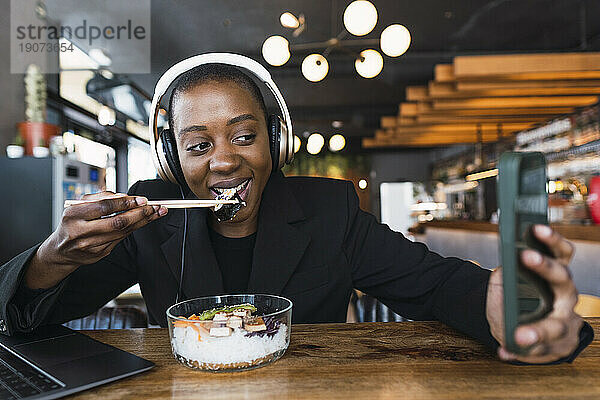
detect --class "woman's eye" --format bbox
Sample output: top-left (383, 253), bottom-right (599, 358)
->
top-left (186, 142), bottom-right (211, 152)
top-left (233, 133), bottom-right (257, 144)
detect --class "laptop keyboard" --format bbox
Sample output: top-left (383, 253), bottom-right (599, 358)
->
top-left (0, 347), bottom-right (63, 399)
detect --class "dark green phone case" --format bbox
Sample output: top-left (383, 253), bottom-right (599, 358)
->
top-left (498, 152), bottom-right (554, 355)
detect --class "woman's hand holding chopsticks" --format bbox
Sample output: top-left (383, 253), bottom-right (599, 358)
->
top-left (24, 191), bottom-right (168, 290)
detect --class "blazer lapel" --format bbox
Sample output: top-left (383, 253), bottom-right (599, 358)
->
top-left (160, 172), bottom-right (309, 298)
top-left (247, 172), bottom-right (310, 294)
top-left (160, 208), bottom-right (224, 300)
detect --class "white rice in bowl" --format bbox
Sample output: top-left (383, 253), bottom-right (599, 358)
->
top-left (171, 324), bottom-right (288, 370)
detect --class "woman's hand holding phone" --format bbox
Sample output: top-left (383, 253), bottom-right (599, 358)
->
top-left (486, 225), bottom-right (583, 364)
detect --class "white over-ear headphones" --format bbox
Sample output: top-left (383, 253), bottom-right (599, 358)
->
top-left (148, 53), bottom-right (294, 187)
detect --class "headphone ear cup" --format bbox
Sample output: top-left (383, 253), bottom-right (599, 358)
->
top-left (160, 128), bottom-right (189, 189)
top-left (268, 114), bottom-right (281, 171)
top-left (280, 117), bottom-right (293, 165)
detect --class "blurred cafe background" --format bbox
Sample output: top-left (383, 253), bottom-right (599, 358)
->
top-left (1, 0), bottom-right (600, 327)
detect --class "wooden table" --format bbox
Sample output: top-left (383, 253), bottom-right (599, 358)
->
top-left (71, 319), bottom-right (600, 399)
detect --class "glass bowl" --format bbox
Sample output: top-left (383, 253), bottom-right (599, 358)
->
top-left (166, 294), bottom-right (292, 372)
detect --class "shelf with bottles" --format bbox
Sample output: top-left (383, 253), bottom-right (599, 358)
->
top-left (515, 104), bottom-right (600, 157)
top-left (547, 175), bottom-right (592, 224)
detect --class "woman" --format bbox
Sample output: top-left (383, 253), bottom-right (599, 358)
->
top-left (0, 62), bottom-right (590, 364)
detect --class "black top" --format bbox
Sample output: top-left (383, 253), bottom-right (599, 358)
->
top-left (208, 227), bottom-right (256, 293)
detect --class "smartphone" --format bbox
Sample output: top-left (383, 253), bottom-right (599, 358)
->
top-left (498, 152), bottom-right (554, 355)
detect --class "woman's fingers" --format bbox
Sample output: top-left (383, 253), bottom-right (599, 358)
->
top-left (499, 248), bottom-right (583, 364)
top-left (520, 250), bottom-right (578, 315)
top-left (78, 206), bottom-right (167, 247)
top-left (520, 250), bottom-right (573, 287)
top-left (56, 192), bottom-right (168, 266)
top-left (532, 225), bottom-right (575, 264)
top-left (76, 204), bottom-right (166, 240)
top-left (515, 317), bottom-right (569, 348)
top-left (64, 195), bottom-right (148, 221)
top-left (502, 313), bottom-right (582, 363)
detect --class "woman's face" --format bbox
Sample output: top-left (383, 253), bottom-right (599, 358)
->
top-left (171, 80), bottom-right (272, 232)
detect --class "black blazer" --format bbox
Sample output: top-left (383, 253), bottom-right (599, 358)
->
top-left (0, 172), bottom-right (497, 348)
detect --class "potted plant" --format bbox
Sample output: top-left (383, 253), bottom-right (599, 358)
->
top-left (16, 64), bottom-right (60, 156)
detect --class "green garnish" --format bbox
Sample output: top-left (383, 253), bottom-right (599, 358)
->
top-left (197, 303), bottom-right (257, 321)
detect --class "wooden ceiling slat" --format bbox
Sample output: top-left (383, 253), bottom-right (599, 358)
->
top-left (428, 82), bottom-right (455, 97)
top-left (433, 95), bottom-right (598, 110)
top-left (452, 70), bottom-right (600, 82)
top-left (400, 104), bottom-right (576, 118)
top-left (435, 64), bottom-right (455, 82)
top-left (399, 103), bottom-right (418, 117)
top-left (453, 52), bottom-right (600, 79)
top-left (393, 122), bottom-right (533, 134)
top-left (457, 80), bottom-right (600, 91)
top-left (380, 116), bottom-right (398, 128)
top-left (363, 136), bottom-right (500, 148)
top-left (414, 106), bottom-right (575, 116)
top-left (430, 85), bottom-right (600, 99)
top-left (406, 86), bottom-right (429, 101)
top-left (416, 115), bottom-right (549, 124)
top-left (417, 102), bottom-right (434, 114)
top-left (370, 52), bottom-right (600, 149)
top-left (399, 116), bottom-right (417, 124)
top-left (372, 130), bottom-right (511, 140)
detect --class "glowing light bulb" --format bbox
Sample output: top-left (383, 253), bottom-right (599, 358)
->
top-left (358, 179), bottom-right (368, 189)
top-left (306, 133), bottom-right (325, 154)
top-left (380, 24), bottom-right (411, 57)
top-left (355, 49), bottom-right (383, 78)
top-left (262, 35), bottom-right (290, 66)
top-left (293, 135), bottom-right (301, 153)
top-left (344, 0), bottom-right (378, 36)
top-left (280, 12), bottom-right (300, 28)
top-left (328, 134), bottom-right (346, 152)
top-left (302, 54), bottom-right (329, 82)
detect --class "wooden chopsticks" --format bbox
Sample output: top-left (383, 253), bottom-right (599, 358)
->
top-left (64, 199), bottom-right (241, 209)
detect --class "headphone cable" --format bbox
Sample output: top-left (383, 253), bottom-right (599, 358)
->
top-left (175, 186), bottom-right (188, 304)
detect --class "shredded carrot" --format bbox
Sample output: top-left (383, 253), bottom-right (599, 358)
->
top-left (172, 319), bottom-right (210, 342)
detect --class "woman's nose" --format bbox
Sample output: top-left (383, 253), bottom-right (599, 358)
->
top-left (209, 144), bottom-right (241, 174)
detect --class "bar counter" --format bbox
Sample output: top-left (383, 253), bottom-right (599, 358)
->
top-left (415, 220), bottom-right (600, 298)
top-left (419, 220), bottom-right (600, 243)
top-left (70, 320), bottom-right (600, 399)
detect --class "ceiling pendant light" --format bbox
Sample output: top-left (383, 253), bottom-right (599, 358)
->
top-left (293, 135), bottom-right (302, 153)
top-left (306, 133), bottom-right (325, 154)
top-left (262, 35), bottom-right (290, 66)
top-left (355, 49), bottom-right (383, 78)
top-left (301, 53), bottom-right (329, 82)
top-left (280, 12), bottom-right (300, 29)
top-left (328, 134), bottom-right (346, 152)
top-left (380, 24), bottom-right (411, 57)
top-left (343, 0), bottom-right (378, 36)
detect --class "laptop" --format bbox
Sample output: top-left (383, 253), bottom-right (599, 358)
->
top-left (0, 325), bottom-right (154, 399)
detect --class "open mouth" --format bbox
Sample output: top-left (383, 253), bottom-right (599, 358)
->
top-left (210, 179), bottom-right (251, 201)
top-left (210, 179), bottom-right (250, 222)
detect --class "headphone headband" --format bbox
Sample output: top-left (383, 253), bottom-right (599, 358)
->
top-left (149, 53), bottom-right (293, 182)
